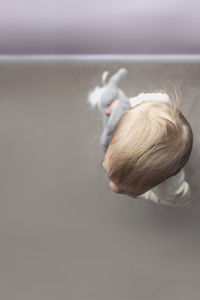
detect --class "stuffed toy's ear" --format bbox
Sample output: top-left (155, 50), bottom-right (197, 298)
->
top-left (101, 71), bottom-right (110, 85)
top-left (87, 68), bottom-right (128, 108)
top-left (108, 68), bottom-right (128, 86)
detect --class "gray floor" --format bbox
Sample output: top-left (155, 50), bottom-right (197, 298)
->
top-left (0, 59), bottom-right (199, 299)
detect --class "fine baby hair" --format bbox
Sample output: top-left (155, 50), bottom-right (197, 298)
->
top-left (107, 98), bottom-right (193, 195)
top-left (87, 68), bottom-right (193, 205)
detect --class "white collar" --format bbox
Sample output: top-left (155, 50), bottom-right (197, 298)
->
top-left (129, 93), bottom-right (170, 108)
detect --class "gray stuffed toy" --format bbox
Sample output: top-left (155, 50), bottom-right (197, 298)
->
top-left (87, 68), bottom-right (131, 153)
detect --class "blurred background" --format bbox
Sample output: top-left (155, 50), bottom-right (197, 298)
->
top-left (0, 0), bottom-right (200, 54)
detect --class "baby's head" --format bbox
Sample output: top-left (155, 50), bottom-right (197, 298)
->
top-left (103, 99), bottom-right (193, 197)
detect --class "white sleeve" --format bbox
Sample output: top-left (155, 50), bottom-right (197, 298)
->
top-left (138, 169), bottom-right (191, 206)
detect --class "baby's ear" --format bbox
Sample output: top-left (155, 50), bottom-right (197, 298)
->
top-left (109, 181), bottom-right (123, 194)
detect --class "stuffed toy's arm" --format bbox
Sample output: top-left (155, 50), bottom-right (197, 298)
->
top-left (100, 96), bottom-right (130, 153)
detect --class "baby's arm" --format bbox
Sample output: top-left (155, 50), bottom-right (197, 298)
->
top-left (138, 169), bottom-right (191, 206)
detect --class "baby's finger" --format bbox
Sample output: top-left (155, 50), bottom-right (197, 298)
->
top-left (105, 108), bottom-right (111, 115)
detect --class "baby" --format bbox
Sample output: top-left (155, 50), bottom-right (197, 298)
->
top-left (87, 68), bottom-right (193, 206)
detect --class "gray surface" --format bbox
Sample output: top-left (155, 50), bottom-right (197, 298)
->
top-left (0, 59), bottom-right (199, 299)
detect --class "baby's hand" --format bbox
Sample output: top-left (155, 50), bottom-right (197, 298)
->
top-left (105, 99), bottom-right (120, 116)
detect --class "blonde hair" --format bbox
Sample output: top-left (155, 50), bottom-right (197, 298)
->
top-left (106, 96), bottom-right (193, 195)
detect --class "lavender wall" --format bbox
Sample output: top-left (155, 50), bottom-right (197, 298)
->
top-left (0, 0), bottom-right (200, 54)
